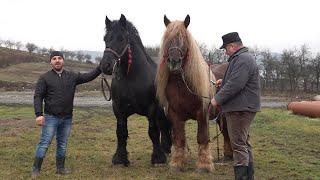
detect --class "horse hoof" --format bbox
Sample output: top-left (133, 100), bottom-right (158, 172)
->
top-left (195, 168), bottom-right (211, 173)
top-left (112, 161), bottom-right (130, 167)
top-left (170, 166), bottom-right (183, 172)
top-left (112, 152), bottom-right (130, 167)
top-left (151, 151), bottom-right (167, 164)
top-left (152, 163), bottom-right (167, 167)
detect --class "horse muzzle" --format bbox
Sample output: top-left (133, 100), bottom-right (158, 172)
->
top-left (100, 60), bottom-right (115, 75)
top-left (167, 58), bottom-right (182, 72)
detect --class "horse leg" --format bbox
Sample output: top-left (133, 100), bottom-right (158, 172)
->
top-left (168, 108), bottom-right (186, 171)
top-left (147, 105), bottom-right (167, 164)
top-left (220, 116), bottom-right (233, 161)
top-left (196, 112), bottom-right (214, 173)
top-left (112, 111), bottom-right (130, 166)
top-left (157, 107), bottom-right (172, 154)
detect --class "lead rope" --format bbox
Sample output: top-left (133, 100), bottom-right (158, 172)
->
top-left (101, 42), bottom-right (132, 101)
top-left (208, 64), bottom-right (221, 162)
top-left (100, 72), bottom-right (112, 101)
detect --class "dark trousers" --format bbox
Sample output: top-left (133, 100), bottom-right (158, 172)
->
top-left (225, 111), bottom-right (256, 166)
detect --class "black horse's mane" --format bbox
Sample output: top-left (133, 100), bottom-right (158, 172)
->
top-left (106, 20), bottom-right (156, 67)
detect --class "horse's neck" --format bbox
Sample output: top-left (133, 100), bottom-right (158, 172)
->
top-left (131, 45), bottom-right (155, 73)
top-left (168, 73), bottom-right (185, 87)
top-left (115, 44), bottom-right (155, 81)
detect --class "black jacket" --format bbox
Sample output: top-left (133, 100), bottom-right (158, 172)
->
top-left (215, 47), bottom-right (261, 113)
top-left (34, 67), bottom-right (101, 117)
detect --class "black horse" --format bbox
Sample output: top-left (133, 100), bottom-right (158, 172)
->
top-left (100, 14), bottom-right (172, 166)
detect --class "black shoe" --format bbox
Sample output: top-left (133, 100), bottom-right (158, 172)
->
top-left (31, 157), bottom-right (43, 178)
top-left (234, 166), bottom-right (249, 180)
top-left (56, 156), bottom-right (71, 175)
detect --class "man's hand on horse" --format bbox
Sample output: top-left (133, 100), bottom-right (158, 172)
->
top-left (36, 116), bottom-right (45, 126)
top-left (215, 79), bottom-right (222, 87)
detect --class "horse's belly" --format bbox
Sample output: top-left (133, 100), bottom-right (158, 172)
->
top-left (112, 86), bottom-right (155, 116)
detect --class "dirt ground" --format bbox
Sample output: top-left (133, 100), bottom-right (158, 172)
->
top-left (0, 91), bottom-right (288, 108)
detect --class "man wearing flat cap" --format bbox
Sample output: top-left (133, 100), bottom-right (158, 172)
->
top-left (31, 51), bottom-right (101, 177)
top-left (211, 32), bottom-right (260, 180)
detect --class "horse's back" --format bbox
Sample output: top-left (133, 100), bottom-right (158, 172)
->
top-left (211, 62), bottom-right (228, 80)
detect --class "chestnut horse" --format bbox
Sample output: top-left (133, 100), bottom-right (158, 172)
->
top-left (156, 15), bottom-right (216, 172)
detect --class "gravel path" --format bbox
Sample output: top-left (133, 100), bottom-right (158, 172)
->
top-left (0, 91), bottom-right (288, 108)
top-left (0, 91), bottom-right (111, 107)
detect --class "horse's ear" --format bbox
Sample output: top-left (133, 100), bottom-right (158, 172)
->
top-left (164, 15), bottom-right (171, 27)
top-left (120, 14), bottom-right (127, 28)
top-left (105, 15), bottom-right (111, 29)
top-left (184, 15), bottom-right (190, 28)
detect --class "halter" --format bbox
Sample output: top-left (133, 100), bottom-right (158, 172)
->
top-left (100, 40), bottom-right (133, 101)
top-left (168, 46), bottom-right (185, 60)
top-left (164, 46), bottom-right (188, 71)
top-left (104, 42), bottom-right (133, 77)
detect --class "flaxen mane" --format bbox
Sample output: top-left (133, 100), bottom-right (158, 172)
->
top-left (156, 20), bottom-right (215, 107)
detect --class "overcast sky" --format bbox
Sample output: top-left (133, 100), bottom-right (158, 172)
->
top-left (1, 0), bottom-right (319, 53)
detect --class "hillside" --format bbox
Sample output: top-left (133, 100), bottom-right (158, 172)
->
top-left (0, 47), bottom-right (102, 91)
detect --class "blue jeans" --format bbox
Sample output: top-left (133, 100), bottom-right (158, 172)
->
top-left (34, 115), bottom-right (72, 158)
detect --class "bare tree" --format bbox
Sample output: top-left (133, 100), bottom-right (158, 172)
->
top-left (69, 51), bottom-right (76, 60)
top-left (260, 49), bottom-right (279, 90)
top-left (63, 50), bottom-right (72, 60)
top-left (15, 41), bottom-right (23, 50)
top-left (95, 56), bottom-right (102, 63)
top-left (39, 47), bottom-right (49, 56)
top-left (4, 40), bottom-right (15, 49)
top-left (76, 51), bottom-right (85, 62)
top-left (25, 43), bottom-right (38, 53)
top-left (281, 49), bottom-right (299, 92)
top-left (297, 44), bottom-right (312, 92)
top-left (145, 46), bottom-right (160, 57)
top-left (311, 53), bottom-right (320, 92)
top-left (208, 47), bottom-right (228, 64)
top-left (249, 46), bottom-right (260, 60)
top-left (198, 42), bottom-right (209, 60)
top-left (84, 54), bottom-right (92, 61)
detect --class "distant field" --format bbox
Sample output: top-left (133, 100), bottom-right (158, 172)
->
top-left (0, 47), bottom-right (104, 91)
top-left (0, 105), bottom-right (319, 179)
top-left (0, 61), bottom-right (103, 91)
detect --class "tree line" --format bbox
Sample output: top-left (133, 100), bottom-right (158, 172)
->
top-left (1, 38), bottom-right (319, 94)
top-left (145, 43), bottom-right (320, 95)
top-left (0, 38), bottom-right (97, 64)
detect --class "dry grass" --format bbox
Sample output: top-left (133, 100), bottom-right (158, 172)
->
top-left (0, 105), bottom-right (319, 179)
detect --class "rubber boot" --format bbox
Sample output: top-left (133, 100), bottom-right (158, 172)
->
top-left (56, 156), bottom-right (71, 175)
top-left (248, 162), bottom-right (254, 180)
top-left (234, 166), bottom-right (249, 180)
top-left (31, 157), bottom-right (43, 178)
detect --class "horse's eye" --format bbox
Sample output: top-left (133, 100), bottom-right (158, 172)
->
top-left (117, 36), bottom-right (124, 42)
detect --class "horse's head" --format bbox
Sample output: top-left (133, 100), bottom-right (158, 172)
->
top-left (100, 14), bottom-right (131, 75)
top-left (162, 15), bottom-right (190, 72)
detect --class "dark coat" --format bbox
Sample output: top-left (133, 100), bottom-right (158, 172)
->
top-left (215, 47), bottom-right (260, 113)
top-left (34, 67), bottom-right (101, 117)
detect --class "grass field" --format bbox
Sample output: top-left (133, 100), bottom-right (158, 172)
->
top-left (0, 105), bottom-right (319, 179)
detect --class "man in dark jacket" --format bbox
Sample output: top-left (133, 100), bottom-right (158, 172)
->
top-left (31, 51), bottom-right (101, 177)
top-left (211, 32), bottom-right (260, 180)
